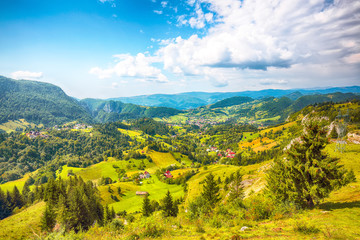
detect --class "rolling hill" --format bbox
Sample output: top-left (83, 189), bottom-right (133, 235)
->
top-left (164, 92), bottom-right (360, 126)
top-left (0, 76), bottom-right (92, 126)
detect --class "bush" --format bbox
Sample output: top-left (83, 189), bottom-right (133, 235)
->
top-left (126, 214), bottom-right (135, 223)
top-left (272, 201), bottom-right (299, 220)
top-left (110, 219), bottom-right (124, 231)
top-left (293, 221), bottom-right (320, 234)
top-left (195, 221), bottom-right (205, 233)
top-left (245, 194), bottom-right (275, 221)
top-left (210, 218), bottom-right (222, 228)
top-left (141, 224), bottom-right (164, 238)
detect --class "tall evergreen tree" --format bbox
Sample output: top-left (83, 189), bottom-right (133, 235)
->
top-left (11, 186), bottom-right (23, 209)
top-left (41, 203), bottom-right (56, 232)
top-left (142, 195), bottom-right (152, 217)
top-left (228, 170), bottom-right (244, 204)
top-left (267, 120), bottom-right (353, 208)
top-left (0, 188), bottom-right (11, 219)
top-left (202, 173), bottom-right (220, 207)
top-left (162, 190), bottom-right (177, 217)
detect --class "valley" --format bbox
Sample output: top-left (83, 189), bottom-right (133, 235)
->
top-left (0, 91), bottom-right (359, 239)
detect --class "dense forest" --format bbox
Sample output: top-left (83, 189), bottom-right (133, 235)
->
top-left (0, 122), bottom-right (130, 183)
top-left (0, 77), bottom-right (93, 125)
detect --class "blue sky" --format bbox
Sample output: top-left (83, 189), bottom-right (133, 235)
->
top-left (0, 0), bottom-right (359, 98)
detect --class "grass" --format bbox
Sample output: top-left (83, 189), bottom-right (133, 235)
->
top-left (108, 175), bottom-right (184, 213)
top-left (239, 137), bottom-right (276, 152)
top-left (76, 157), bottom-right (156, 182)
top-left (0, 119), bottom-right (42, 133)
top-left (260, 121), bottom-right (296, 135)
top-left (171, 152), bottom-right (192, 166)
top-left (118, 128), bottom-right (146, 143)
top-left (0, 171), bottom-right (37, 192)
top-left (56, 165), bottom-right (84, 179)
top-left (0, 201), bottom-right (45, 240)
top-left (149, 151), bottom-right (180, 169)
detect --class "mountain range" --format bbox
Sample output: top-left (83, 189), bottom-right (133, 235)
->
top-left (108, 86), bottom-right (360, 109)
top-left (1, 75), bottom-right (359, 126)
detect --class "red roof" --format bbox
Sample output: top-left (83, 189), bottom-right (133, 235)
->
top-left (164, 170), bottom-right (173, 178)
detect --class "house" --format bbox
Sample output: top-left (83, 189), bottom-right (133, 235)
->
top-left (164, 170), bottom-right (173, 178)
top-left (144, 171), bottom-right (150, 178)
top-left (136, 191), bottom-right (149, 196)
top-left (139, 171), bottom-right (151, 179)
top-left (26, 131), bottom-right (48, 139)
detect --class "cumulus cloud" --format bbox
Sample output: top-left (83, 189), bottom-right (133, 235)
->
top-left (90, 53), bottom-right (169, 83)
top-left (158, 0), bottom-right (360, 86)
top-left (154, 10), bottom-right (163, 14)
top-left (259, 79), bottom-right (288, 85)
top-left (94, 0), bottom-right (360, 90)
top-left (11, 71), bottom-right (43, 80)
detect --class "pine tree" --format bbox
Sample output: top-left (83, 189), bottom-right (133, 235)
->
top-left (11, 186), bottom-right (23, 209)
top-left (162, 190), bottom-right (177, 217)
top-left (228, 170), bottom-right (244, 204)
top-left (0, 188), bottom-right (11, 220)
top-left (22, 182), bottom-right (31, 205)
top-left (330, 126), bottom-right (338, 139)
top-left (41, 203), bottom-right (56, 232)
top-left (267, 120), bottom-right (353, 208)
top-left (202, 173), bottom-right (220, 207)
top-left (104, 205), bottom-right (113, 224)
top-left (142, 195), bottom-right (152, 217)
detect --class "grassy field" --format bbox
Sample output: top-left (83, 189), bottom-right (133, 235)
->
top-left (148, 151), bottom-right (180, 169)
top-left (0, 201), bottom-right (45, 240)
top-left (0, 119), bottom-right (42, 133)
top-left (239, 137), bottom-right (276, 152)
top-left (107, 175), bottom-right (184, 213)
top-left (0, 171), bottom-right (37, 192)
top-left (74, 157), bottom-right (156, 182)
top-left (260, 121), bottom-right (296, 135)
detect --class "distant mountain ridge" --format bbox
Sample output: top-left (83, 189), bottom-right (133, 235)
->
top-left (182, 92), bottom-right (360, 125)
top-left (1, 75), bottom-right (359, 127)
top-left (108, 86), bottom-right (360, 109)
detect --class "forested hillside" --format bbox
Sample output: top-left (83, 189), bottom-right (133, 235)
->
top-left (164, 92), bottom-right (360, 126)
top-left (0, 76), bottom-right (92, 126)
top-left (80, 99), bottom-right (183, 122)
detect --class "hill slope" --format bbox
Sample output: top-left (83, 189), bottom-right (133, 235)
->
top-left (80, 98), bottom-right (183, 122)
top-left (0, 76), bottom-right (92, 126)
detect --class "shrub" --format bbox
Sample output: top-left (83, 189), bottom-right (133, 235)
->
top-left (110, 219), bottom-right (124, 231)
top-left (195, 221), bottom-right (205, 233)
top-left (245, 194), bottom-right (275, 221)
top-left (141, 224), bottom-right (164, 238)
top-left (210, 218), bottom-right (222, 228)
top-left (293, 221), bottom-right (320, 234)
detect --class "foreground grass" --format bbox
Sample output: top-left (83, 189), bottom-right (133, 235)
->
top-left (0, 201), bottom-right (45, 240)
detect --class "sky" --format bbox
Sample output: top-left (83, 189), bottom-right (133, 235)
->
top-left (0, 0), bottom-right (359, 99)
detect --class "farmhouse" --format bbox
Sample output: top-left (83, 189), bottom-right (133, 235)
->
top-left (139, 171), bottom-right (151, 179)
top-left (164, 170), bottom-right (173, 178)
top-left (136, 191), bottom-right (149, 196)
top-left (26, 131), bottom-right (48, 139)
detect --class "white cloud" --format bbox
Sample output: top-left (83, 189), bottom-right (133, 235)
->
top-left (90, 53), bottom-right (169, 83)
top-left (11, 71), bottom-right (43, 80)
top-left (259, 79), bottom-right (288, 85)
top-left (154, 10), bottom-right (163, 14)
top-left (156, 0), bottom-right (360, 87)
top-left (161, 1), bottom-right (168, 8)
